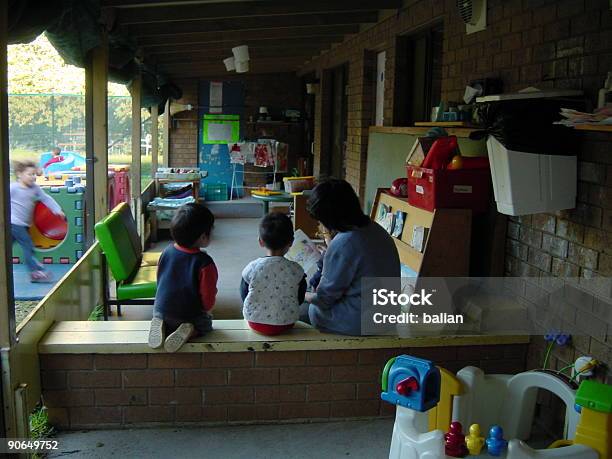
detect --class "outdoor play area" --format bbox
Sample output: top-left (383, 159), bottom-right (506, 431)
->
top-left (0, 1), bottom-right (611, 459)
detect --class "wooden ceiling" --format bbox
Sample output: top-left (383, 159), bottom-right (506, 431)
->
top-left (103, 0), bottom-right (400, 78)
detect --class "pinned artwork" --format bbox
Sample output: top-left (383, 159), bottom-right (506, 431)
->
top-left (254, 143), bottom-right (274, 167)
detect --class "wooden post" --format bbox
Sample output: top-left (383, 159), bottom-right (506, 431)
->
top-left (0, 0), bottom-right (16, 436)
top-left (151, 104), bottom-right (159, 178)
top-left (130, 76), bottom-right (142, 232)
top-left (85, 41), bottom-right (109, 245)
top-left (162, 99), bottom-right (170, 167)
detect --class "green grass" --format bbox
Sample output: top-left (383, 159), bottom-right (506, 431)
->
top-left (30, 406), bottom-right (54, 440)
top-left (88, 304), bottom-right (104, 321)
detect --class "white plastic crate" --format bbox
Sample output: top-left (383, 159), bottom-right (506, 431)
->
top-left (486, 136), bottom-right (577, 216)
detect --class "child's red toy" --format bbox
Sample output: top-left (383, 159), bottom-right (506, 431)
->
top-left (33, 201), bottom-right (67, 241)
top-left (421, 136), bottom-right (458, 169)
top-left (444, 421), bottom-right (468, 457)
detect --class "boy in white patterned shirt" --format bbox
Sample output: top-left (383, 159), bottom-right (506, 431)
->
top-left (240, 213), bottom-right (306, 336)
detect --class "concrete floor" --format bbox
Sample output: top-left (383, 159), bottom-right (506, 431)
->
top-left (49, 419), bottom-right (394, 459)
top-left (113, 218), bottom-right (265, 321)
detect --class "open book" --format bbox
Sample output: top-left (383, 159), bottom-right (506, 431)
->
top-left (285, 229), bottom-right (323, 281)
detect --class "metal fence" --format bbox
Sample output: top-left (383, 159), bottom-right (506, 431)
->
top-left (8, 93), bottom-right (155, 158)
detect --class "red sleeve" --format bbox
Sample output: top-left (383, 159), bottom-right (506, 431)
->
top-left (198, 262), bottom-right (218, 311)
top-left (43, 156), bottom-right (63, 169)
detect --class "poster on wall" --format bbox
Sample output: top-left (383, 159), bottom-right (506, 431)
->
top-left (209, 81), bottom-right (223, 114)
top-left (202, 114), bottom-right (240, 144)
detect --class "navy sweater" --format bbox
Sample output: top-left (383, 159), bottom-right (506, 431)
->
top-left (154, 244), bottom-right (218, 319)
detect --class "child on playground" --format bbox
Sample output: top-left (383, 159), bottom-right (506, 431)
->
top-left (148, 202), bottom-right (218, 352)
top-left (42, 146), bottom-right (64, 171)
top-left (241, 213), bottom-right (306, 336)
top-left (10, 160), bottom-right (65, 283)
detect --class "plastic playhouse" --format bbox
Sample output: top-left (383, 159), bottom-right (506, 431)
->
top-left (12, 153), bottom-right (131, 267)
top-left (381, 355), bottom-right (611, 458)
top-left (12, 184), bottom-right (85, 265)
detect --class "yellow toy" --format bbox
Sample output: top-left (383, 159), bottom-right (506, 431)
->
top-left (465, 424), bottom-right (484, 455)
top-left (573, 379), bottom-right (612, 459)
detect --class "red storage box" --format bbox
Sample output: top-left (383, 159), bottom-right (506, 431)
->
top-left (407, 165), bottom-right (491, 213)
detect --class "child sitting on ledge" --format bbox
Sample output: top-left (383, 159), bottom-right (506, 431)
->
top-left (148, 202), bottom-right (218, 352)
top-left (241, 213), bottom-right (306, 336)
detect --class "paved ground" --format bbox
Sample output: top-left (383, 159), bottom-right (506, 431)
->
top-left (49, 419), bottom-right (394, 459)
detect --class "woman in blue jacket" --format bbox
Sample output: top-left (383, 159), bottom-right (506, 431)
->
top-left (303, 179), bottom-right (400, 335)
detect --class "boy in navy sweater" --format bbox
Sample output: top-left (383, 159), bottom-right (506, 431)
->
top-left (148, 203), bottom-right (218, 352)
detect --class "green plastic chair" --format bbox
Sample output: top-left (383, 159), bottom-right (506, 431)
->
top-left (95, 203), bottom-right (157, 319)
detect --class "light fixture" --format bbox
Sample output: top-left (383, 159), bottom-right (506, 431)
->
top-left (169, 102), bottom-right (194, 116)
top-left (223, 57), bottom-right (236, 71)
top-left (232, 45), bottom-right (249, 62)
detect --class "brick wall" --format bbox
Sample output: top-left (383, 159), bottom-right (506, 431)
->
top-left (169, 73), bottom-right (302, 168)
top-left (298, 0), bottom-right (612, 381)
top-left (299, 0), bottom-right (612, 193)
top-left (40, 344), bottom-right (526, 429)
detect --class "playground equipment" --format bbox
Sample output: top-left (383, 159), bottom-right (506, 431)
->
top-left (14, 161), bottom-right (132, 266)
top-left (39, 151), bottom-right (87, 173)
top-left (12, 185), bottom-right (85, 264)
top-left (381, 355), bottom-right (610, 458)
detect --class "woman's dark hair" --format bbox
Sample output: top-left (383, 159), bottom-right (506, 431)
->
top-left (307, 179), bottom-right (370, 232)
top-left (170, 202), bottom-right (214, 247)
top-left (259, 212), bottom-right (294, 250)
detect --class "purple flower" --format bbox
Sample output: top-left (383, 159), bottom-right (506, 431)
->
top-left (555, 334), bottom-right (570, 346)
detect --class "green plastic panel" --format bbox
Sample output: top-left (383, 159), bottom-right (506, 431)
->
top-left (94, 212), bottom-right (139, 282)
top-left (576, 379), bottom-right (612, 414)
top-left (12, 186), bottom-right (85, 264)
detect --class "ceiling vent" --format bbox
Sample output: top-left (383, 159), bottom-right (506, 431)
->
top-left (457, 0), bottom-right (487, 34)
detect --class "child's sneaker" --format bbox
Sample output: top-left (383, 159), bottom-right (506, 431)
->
top-left (148, 317), bottom-right (165, 349)
top-left (30, 270), bottom-right (53, 283)
top-left (164, 323), bottom-right (194, 353)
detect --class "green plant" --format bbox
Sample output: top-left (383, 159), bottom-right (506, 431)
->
top-left (29, 406), bottom-right (54, 440)
top-left (88, 304), bottom-right (104, 321)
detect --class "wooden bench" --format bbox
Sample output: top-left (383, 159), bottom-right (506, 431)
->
top-left (38, 320), bottom-right (529, 430)
top-left (39, 319), bottom-right (529, 354)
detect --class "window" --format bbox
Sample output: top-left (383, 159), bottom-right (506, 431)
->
top-left (394, 24), bottom-right (444, 125)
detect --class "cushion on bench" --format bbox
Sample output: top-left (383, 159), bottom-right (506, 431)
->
top-left (116, 265), bottom-right (157, 300)
top-left (95, 204), bottom-right (157, 300)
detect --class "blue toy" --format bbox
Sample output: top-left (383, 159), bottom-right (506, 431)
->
top-left (381, 355), bottom-right (441, 411)
top-left (485, 425), bottom-right (507, 456)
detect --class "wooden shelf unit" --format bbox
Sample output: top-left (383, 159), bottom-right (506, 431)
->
top-left (370, 189), bottom-right (472, 277)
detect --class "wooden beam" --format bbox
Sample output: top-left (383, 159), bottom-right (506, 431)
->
top-left (114, 0), bottom-right (399, 24)
top-left (162, 99), bottom-right (170, 167)
top-left (158, 57), bottom-right (307, 77)
top-left (150, 104), bottom-right (158, 178)
top-left (143, 36), bottom-right (345, 54)
top-left (0, 0), bottom-right (17, 438)
top-left (137, 24), bottom-right (359, 47)
top-left (130, 76), bottom-right (142, 229)
top-left (85, 43), bottom-right (109, 241)
top-left (0, 0), bottom-right (14, 350)
top-left (129, 11), bottom-right (378, 37)
top-left (152, 47), bottom-right (325, 64)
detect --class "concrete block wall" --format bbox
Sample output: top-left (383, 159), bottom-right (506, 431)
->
top-left (298, 0), bottom-right (612, 382)
top-left (40, 344), bottom-right (527, 429)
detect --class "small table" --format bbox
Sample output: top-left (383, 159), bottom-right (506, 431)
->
top-left (251, 193), bottom-right (294, 215)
